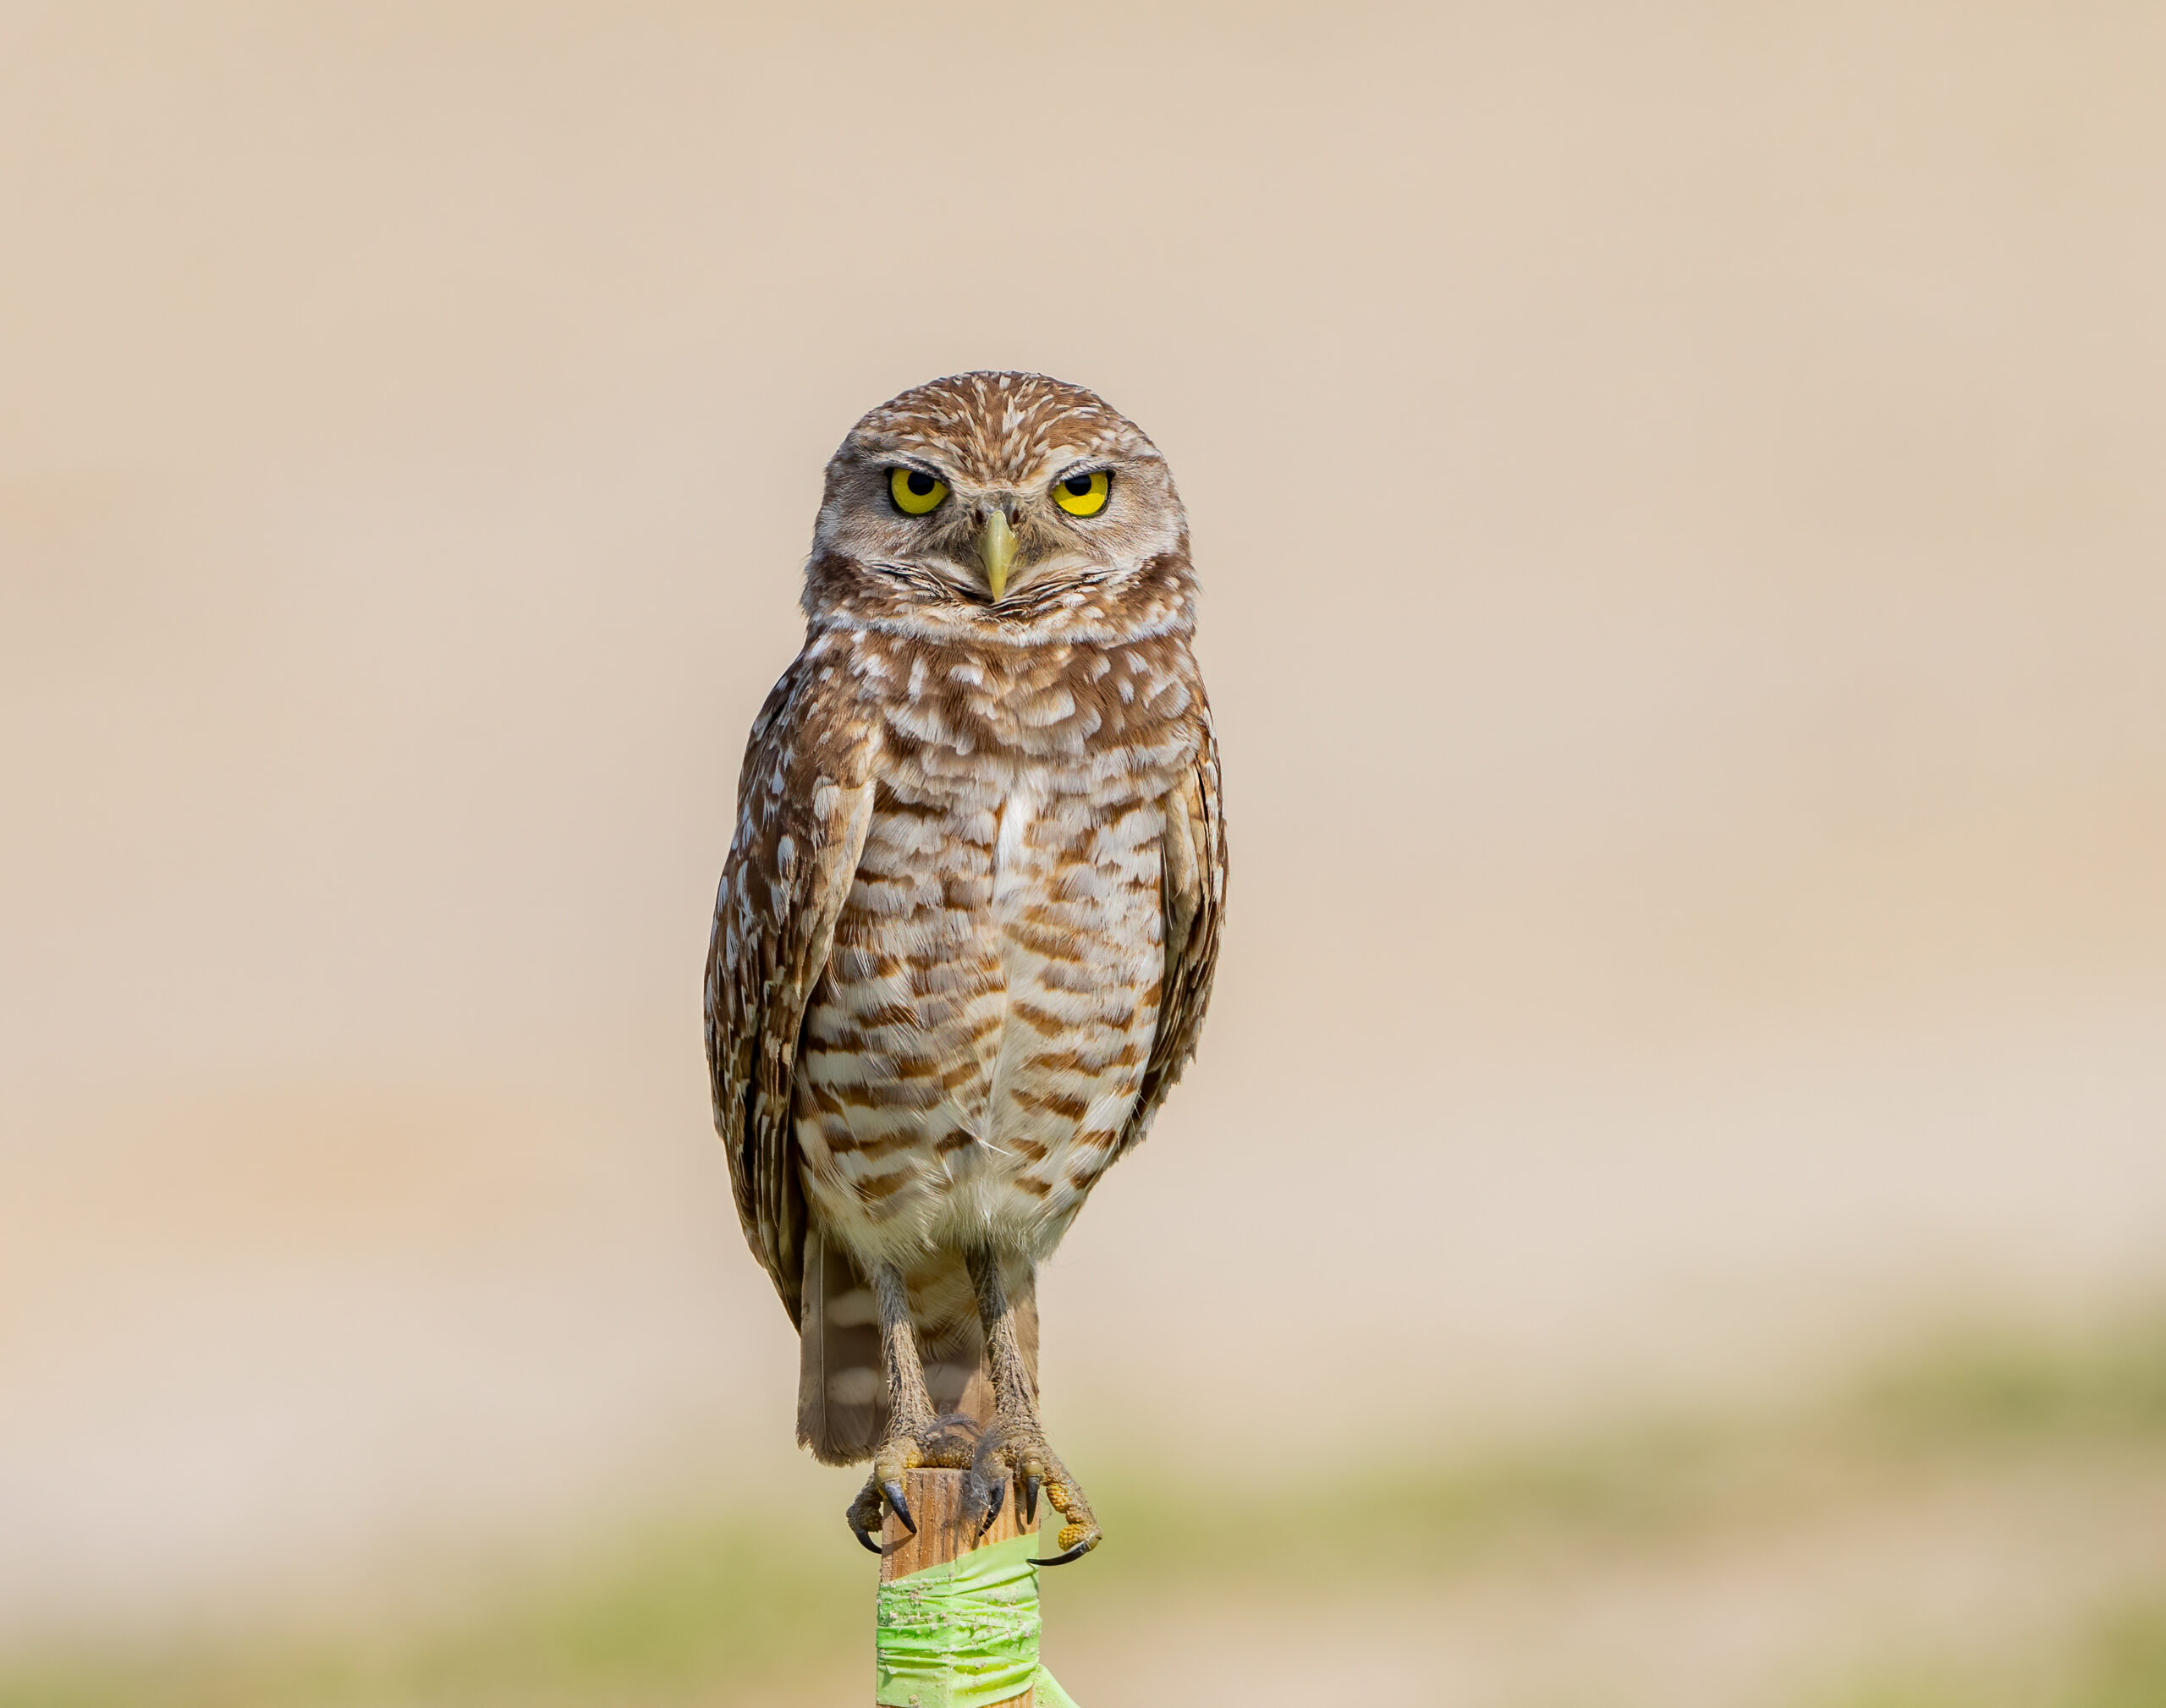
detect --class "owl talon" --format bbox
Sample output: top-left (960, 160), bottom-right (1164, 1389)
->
top-left (848, 1422), bottom-right (944, 1551)
top-left (967, 1409), bottom-right (1100, 1562)
top-left (882, 1480), bottom-right (915, 1535)
top-left (972, 1473), bottom-right (1006, 1540)
top-left (846, 1481), bottom-right (887, 1554)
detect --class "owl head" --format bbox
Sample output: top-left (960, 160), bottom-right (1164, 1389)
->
top-left (805, 372), bottom-right (1190, 639)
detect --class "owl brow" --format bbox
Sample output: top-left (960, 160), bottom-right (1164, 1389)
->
top-left (1048, 459), bottom-right (1114, 486)
top-left (883, 453), bottom-right (952, 484)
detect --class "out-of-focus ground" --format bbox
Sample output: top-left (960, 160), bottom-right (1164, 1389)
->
top-left (3, 4), bottom-right (2163, 1704)
top-left (13, 1321), bottom-right (2166, 1708)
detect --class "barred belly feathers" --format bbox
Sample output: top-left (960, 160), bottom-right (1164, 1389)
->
top-left (705, 373), bottom-right (1225, 1561)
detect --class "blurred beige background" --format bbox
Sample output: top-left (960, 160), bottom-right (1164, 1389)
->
top-left (3, 4), bottom-right (2163, 1704)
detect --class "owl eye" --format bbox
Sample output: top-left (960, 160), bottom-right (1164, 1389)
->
top-left (1053, 470), bottom-right (1111, 517)
top-left (888, 467), bottom-right (949, 516)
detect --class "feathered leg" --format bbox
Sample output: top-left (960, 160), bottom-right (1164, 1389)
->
top-left (844, 1260), bottom-right (972, 1551)
top-left (964, 1249), bottom-right (1101, 1565)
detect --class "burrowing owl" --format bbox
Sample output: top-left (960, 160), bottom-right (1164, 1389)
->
top-left (704, 372), bottom-right (1225, 1562)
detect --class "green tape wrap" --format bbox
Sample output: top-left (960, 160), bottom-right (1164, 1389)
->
top-left (875, 1529), bottom-right (1078, 1707)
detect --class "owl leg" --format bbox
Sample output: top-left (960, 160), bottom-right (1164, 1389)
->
top-left (963, 1248), bottom-right (1102, 1566)
top-left (844, 1259), bottom-right (974, 1553)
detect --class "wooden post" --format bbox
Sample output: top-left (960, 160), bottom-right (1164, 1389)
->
top-left (880, 1467), bottom-right (1036, 1708)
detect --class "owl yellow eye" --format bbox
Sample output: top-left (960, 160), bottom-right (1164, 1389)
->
top-left (1053, 470), bottom-right (1110, 517)
top-left (889, 467), bottom-right (948, 516)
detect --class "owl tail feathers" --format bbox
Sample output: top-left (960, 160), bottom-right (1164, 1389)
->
top-left (796, 1225), bottom-right (884, 1465)
top-left (794, 1224), bottom-right (1025, 1466)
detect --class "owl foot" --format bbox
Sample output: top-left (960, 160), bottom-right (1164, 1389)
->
top-left (965, 1415), bottom-right (1102, 1566)
top-left (845, 1413), bottom-right (979, 1553)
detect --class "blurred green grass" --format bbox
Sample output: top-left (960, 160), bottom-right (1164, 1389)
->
top-left (1820, 1604), bottom-right (2166, 1708)
top-left (8, 1312), bottom-right (2166, 1708)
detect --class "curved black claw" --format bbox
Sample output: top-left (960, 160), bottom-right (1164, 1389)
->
top-left (1023, 1475), bottom-right (1041, 1525)
top-left (972, 1473), bottom-right (1006, 1539)
top-left (1033, 1538), bottom-right (1094, 1568)
top-left (851, 1519), bottom-right (882, 1555)
top-left (882, 1480), bottom-right (916, 1536)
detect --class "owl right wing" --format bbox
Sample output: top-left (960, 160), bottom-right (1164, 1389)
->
top-left (1117, 702), bottom-right (1228, 1159)
top-left (704, 653), bottom-right (878, 1329)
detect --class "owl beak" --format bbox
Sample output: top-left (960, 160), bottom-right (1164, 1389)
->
top-left (976, 509), bottom-right (1019, 601)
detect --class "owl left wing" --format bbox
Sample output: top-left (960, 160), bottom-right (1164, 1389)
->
top-left (1118, 706), bottom-right (1228, 1158)
top-left (705, 656), bottom-right (878, 1328)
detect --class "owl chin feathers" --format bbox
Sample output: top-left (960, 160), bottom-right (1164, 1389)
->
top-left (800, 545), bottom-right (1199, 651)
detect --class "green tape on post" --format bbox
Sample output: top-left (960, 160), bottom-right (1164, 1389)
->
top-left (875, 1529), bottom-right (1078, 1708)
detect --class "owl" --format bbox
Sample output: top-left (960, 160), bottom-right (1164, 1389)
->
top-left (705, 372), bottom-right (1225, 1562)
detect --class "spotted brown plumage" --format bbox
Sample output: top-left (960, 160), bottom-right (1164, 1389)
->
top-left (704, 372), bottom-right (1226, 1562)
